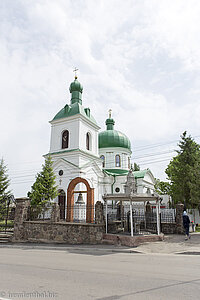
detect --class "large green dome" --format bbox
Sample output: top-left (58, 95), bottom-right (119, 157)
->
top-left (98, 116), bottom-right (131, 151)
top-left (99, 130), bottom-right (131, 150)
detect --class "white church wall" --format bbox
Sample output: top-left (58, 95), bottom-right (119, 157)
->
top-left (49, 114), bottom-right (99, 158)
top-left (144, 172), bottom-right (155, 187)
top-left (50, 117), bottom-right (79, 152)
top-left (136, 178), bottom-right (144, 193)
top-left (99, 147), bottom-right (131, 170)
top-left (112, 176), bottom-right (126, 194)
top-left (79, 118), bottom-right (99, 156)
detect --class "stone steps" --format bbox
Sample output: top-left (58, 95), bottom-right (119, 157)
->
top-left (0, 232), bottom-right (13, 243)
top-left (102, 233), bottom-right (164, 247)
top-left (101, 239), bottom-right (116, 245)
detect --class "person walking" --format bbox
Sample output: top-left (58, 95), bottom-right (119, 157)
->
top-left (183, 211), bottom-right (190, 240)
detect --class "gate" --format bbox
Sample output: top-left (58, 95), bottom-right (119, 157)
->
top-left (0, 195), bottom-right (15, 233)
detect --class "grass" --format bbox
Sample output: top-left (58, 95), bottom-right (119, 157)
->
top-left (0, 220), bottom-right (14, 231)
top-left (0, 220), bottom-right (14, 225)
top-left (195, 226), bottom-right (200, 232)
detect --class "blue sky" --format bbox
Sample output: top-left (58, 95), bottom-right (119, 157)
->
top-left (1, 0), bottom-right (200, 197)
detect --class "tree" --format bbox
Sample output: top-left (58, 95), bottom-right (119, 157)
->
top-left (133, 162), bottom-right (140, 171)
top-left (0, 158), bottom-right (11, 217)
top-left (165, 131), bottom-right (200, 209)
top-left (155, 179), bottom-right (171, 195)
top-left (29, 156), bottom-right (58, 209)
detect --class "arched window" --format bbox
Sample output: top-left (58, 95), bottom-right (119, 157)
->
top-left (116, 155), bottom-right (121, 167)
top-left (86, 132), bottom-right (91, 150)
top-left (100, 155), bottom-right (105, 168)
top-left (62, 130), bottom-right (69, 149)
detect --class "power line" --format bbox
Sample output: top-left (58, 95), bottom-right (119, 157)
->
top-left (134, 149), bottom-right (175, 159)
top-left (133, 135), bottom-right (200, 152)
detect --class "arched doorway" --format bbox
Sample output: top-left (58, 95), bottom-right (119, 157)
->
top-left (58, 189), bottom-right (66, 220)
top-left (66, 177), bottom-right (94, 223)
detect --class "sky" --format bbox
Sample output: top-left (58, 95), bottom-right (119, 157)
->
top-left (1, 0), bottom-right (200, 197)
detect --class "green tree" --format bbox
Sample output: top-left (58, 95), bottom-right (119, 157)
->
top-left (133, 162), bottom-right (140, 171)
top-left (29, 156), bottom-right (58, 209)
top-left (155, 179), bottom-right (171, 195)
top-left (0, 158), bottom-right (11, 217)
top-left (166, 131), bottom-right (200, 209)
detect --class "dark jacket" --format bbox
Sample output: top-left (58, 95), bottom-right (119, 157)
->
top-left (183, 215), bottom-right (190, 228)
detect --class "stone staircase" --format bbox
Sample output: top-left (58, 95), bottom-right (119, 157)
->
top-left (101, 233), bottom-right (164, 247)
top-left (0, 231), bottom-right (13, 243)
top-left (101, 234), bottom-right (120, 246)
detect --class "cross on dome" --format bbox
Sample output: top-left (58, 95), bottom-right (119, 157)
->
top-left (73, 67), bottom-right (79, 79)
top-left (109, 109), bottom-right (112, 119)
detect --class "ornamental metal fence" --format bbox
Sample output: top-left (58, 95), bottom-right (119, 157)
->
top-left (104, 204), bottom-right (176, 235)
top-left (0, 207), bottom-right (15, 233)
top-left (65, 205), bottom-right (95, 224)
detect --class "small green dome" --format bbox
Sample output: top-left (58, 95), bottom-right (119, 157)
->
top-left (69, 78), bottom-right (83, 93)
top-left (99, 116), bottom-right (131, 151)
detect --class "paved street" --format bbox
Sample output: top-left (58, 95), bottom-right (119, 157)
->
top-left (0, 234), bottom-right (200, 300)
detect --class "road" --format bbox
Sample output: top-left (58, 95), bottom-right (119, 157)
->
top-left (0, 240), bottom-right (200, 300)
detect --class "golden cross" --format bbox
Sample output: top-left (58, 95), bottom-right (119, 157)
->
top-left (73, 67), bottom-right (78, 78)
top-left (109, 109), bottom-right (112, 118)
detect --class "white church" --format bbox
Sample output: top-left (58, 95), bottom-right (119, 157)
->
top-left (46, 74), bottom-right (155, 221)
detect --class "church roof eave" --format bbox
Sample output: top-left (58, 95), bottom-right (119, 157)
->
top-left (51, 102), bottom-right (99, 127)
top-left (103, 169), bottom-right (151, 179)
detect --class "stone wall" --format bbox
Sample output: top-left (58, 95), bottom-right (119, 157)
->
top-left (161, 223), bottom-right (177, 234)
top-left (13, 197), bottom-right (31, 241)
top-left (13, 198), bottom-right (105, 244)
top-left (15, 221), bottom-right (104, 244)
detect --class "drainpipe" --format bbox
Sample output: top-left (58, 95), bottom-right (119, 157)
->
top-left (111, 175), bottom-right (116, 194)
top-left (111, 175), bottom-right (116, 208)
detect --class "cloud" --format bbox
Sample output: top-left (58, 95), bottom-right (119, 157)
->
top-left (1, 0), bottom-right (200, 196)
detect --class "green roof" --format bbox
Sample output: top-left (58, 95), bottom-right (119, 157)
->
top-left (51, 77), bottom-right (98, 126)
top-left (104, 169), bottom-right (148, 178)
top-left (52, 102), bottom-right (97, 125)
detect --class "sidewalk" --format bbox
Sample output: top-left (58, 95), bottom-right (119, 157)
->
top-left (136, 232), bottom-right (200, 254)
top-left (0, 233), bottom-right (199, 255)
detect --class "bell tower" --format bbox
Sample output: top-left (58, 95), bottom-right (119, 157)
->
top-left (46, 72), bottom-right (103, 207)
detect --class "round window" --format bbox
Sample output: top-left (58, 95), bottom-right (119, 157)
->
top-left (59, 170), bottom-right (63, 176)
top-left (115, 187), bottom-right (120, 193)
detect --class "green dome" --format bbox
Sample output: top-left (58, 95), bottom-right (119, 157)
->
top-left (98, 116), bottom-right (131, 151)
top-left (99, 130), bottom-right (131, 150)
top-left (69, 78), bottom-right (83, 93)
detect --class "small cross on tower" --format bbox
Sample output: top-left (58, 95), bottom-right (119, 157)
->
top-left (73, 67), bottom-right (79, 79)
top-left (109, 109), bottom-right (112, 119)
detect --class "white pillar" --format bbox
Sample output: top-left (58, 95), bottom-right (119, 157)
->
top-left (130, 200), bottom-right (133, 237)
top-left (105, 200), bottom-right (108, 234)
top-left (156, 199), bottom-right (161, 235)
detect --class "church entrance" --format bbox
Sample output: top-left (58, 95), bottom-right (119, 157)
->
top-left (66, 177), bottom-right (94, 223)
top-left (58, 190), bottom-right (66, 220)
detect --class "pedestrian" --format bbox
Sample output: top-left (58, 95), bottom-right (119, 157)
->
top-left (182, 211), bottom-right (190, 240)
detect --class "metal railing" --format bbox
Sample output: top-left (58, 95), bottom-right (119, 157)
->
top-left (66, 205), bottom-right (95, 224)
top-left (104, 205), bottom-right (176, 235)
